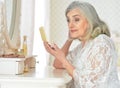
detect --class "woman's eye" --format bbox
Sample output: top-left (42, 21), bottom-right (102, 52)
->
top-left (75, 18), bottom-right (80, 22)
top-left (67, 19), bottom-right (70, 23)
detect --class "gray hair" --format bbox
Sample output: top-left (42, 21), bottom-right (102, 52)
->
top-left (66, 1), bottom-right (110, 40)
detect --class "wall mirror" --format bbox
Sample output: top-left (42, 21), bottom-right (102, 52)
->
top-left (4, 0), bottom-right (21, 49)
top-left (5, 0), bottom-right (21, 40)
top-left (5, 0), bottom-right (16, 39)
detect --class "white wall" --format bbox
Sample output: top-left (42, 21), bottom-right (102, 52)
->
top-left (33, 0), bottom-right (50, 69)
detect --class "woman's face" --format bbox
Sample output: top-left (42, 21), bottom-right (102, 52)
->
top-left (66, 8), bottom-right (88, 40)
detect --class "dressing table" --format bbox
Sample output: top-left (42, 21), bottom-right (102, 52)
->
top-left (0, 1), bottom-right (72, 88)
top-left (0, 66), bottom-right (71, 88)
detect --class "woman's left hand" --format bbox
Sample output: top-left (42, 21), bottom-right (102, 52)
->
top-left (43, 42), bottom-right (66, 62)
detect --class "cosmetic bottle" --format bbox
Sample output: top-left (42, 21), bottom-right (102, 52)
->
top-left (22, 35), bottom-right (27, 56)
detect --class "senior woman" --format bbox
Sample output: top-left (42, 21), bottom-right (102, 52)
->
top-left (44, 1), bottom-right (120, 88)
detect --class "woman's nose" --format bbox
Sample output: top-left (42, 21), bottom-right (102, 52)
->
top-left (68, 22), bottom-right (74, 28)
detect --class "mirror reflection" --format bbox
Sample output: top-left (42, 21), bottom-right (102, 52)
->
top-left (5, 0), bottom-right (17, 39)
top-left (0, 0), bottom-right (21, 57)
top-left (5, 0), bottom-right (13, 32)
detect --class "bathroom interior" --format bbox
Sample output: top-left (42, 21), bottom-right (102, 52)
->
top-left (0, 0), bottom-right (120, 88)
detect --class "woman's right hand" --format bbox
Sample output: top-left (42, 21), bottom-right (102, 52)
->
top-left (68, 31), bottom-right (73, 41)
top-left (43, 42), bottom-right (66, 63)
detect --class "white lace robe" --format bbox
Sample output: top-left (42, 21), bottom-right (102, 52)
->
top-left (66, 34), bottom-right (120, 88)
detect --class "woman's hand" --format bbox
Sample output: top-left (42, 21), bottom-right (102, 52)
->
top-left (44, 42), bottom-right (75, 77)
top-left (43, 42), bottom-right (66, 62)
top-left (68, 31), bottom-right (74, 41)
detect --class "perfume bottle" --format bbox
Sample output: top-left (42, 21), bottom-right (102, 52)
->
top-left (22, 35), bottom-right (27, 56)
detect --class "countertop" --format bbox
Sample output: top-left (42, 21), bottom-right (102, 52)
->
top-left (0, 66), bottom-right (72, 88)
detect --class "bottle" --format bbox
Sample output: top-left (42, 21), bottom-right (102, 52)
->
top-left (22, 35), bottom-right (27, 56)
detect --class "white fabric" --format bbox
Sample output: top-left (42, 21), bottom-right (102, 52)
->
top-left (66, 34), bottom-right (120, 88)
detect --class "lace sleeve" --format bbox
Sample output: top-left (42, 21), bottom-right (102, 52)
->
top-left (73, 36), bottom-right (115, 87)
top-left (66, 44), bottom-right (82, 63)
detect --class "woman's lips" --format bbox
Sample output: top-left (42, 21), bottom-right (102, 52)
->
top-left (70, 30), bottom-right (77, 33)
